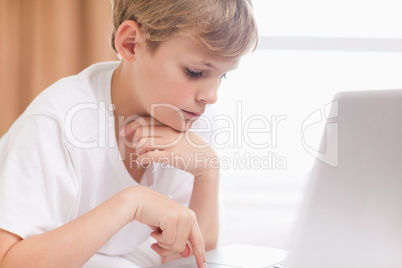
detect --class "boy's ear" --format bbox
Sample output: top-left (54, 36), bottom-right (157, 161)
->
top-left (114, 20), bottom-right (144, 62)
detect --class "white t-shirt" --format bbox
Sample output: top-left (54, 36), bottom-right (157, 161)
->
top-left (0, 61), bottom-right (206, 265)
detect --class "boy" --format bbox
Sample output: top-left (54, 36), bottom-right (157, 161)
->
top-left (0, 0), bottom-right (258, 267)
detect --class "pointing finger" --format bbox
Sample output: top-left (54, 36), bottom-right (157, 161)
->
top-left (188, 220), bottom-right (207, 268)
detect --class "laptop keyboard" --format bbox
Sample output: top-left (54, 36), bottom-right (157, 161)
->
top-left (175, 263), bottom-right (240, 268)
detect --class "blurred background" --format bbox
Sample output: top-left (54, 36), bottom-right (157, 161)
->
top-left (1, 0), bottom-right (402, 250)
top-left (0, 0), bottom-right (117, 135)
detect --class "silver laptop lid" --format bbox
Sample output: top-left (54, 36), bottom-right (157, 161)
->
top-left (286, 89), bottom-right (402, 268)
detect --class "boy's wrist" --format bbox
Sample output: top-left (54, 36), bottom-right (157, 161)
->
top-left (191, 147), bottom-right (220, 179)
top-left (194, 167), bottom-right (220, 181)
top-left (118, 186), bottom-right (143, 223)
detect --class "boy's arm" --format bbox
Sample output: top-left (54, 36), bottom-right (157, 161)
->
top-left (122, 117), bottom-right (221, 256)
top-left (0, 187), bottom-right (133, 267)
top-left (189, 169), bottom-right (220, 251)
top-left (162, 170), bottom-right (219, 264)
top-left (0, 186), bottom-right (207, 268)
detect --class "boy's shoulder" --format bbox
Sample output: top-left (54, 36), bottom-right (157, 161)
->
top-left (24, 61), bottom-right (120, 121)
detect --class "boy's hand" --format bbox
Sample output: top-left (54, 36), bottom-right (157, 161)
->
top-left (120, 117), bottom-right (219, 178)
top-left (127, 186), bottom-right (207, 268)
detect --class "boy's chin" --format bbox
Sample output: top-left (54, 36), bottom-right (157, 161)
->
top-left (155, 115), bottom-right (196, 132)
top-left (153, 111), bottom-right (198, 132)
top-left (167, 119), bottom-right (195, 132)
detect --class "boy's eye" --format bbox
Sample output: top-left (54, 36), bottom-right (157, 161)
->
top-left (185, 68), bottom-right (203, 78)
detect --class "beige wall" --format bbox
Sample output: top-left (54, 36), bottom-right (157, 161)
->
top-left (0, 0), bottom-right (118, 135)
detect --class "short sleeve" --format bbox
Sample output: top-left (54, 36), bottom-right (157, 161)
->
top-left (0, 115), bottom-right (79, 239)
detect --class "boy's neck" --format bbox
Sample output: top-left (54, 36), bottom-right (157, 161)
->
top-left (111, 62), bottom-right (147, 123)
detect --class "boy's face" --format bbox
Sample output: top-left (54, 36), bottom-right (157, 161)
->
top-left (130, 37), bottom-right (240, 131)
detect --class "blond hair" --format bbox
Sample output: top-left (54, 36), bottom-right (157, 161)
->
top-left (111, 0), bottom-right (258, 58)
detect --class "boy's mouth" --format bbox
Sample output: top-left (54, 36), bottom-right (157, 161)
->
top-left (181, 109), bottom-right (202, 119)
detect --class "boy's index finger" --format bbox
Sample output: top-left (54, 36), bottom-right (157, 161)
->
top-left (189, 224), bottom-right (207, 268)
top-left (120, 119), bottom-right (142, 137)
top-left (121, 117), bottom-right (150, 137)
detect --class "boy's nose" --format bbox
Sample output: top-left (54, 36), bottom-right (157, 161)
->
top-left (196, 80), bottom-right (219, 104)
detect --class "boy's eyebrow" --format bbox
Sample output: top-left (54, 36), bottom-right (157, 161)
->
top-left (187, 54), bottom-right (240, 71)
top-left (188, 58), bottom-right (214, 68)
top-left (188, 61), bottom-right (216, 70)
top-left (202, 62), bottom-right (218, 70)
top-left (200, 61), bottom-right (239, 72)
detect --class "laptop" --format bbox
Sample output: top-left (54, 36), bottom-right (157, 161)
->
top-left (152, 89), bottom-right (402, 268)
